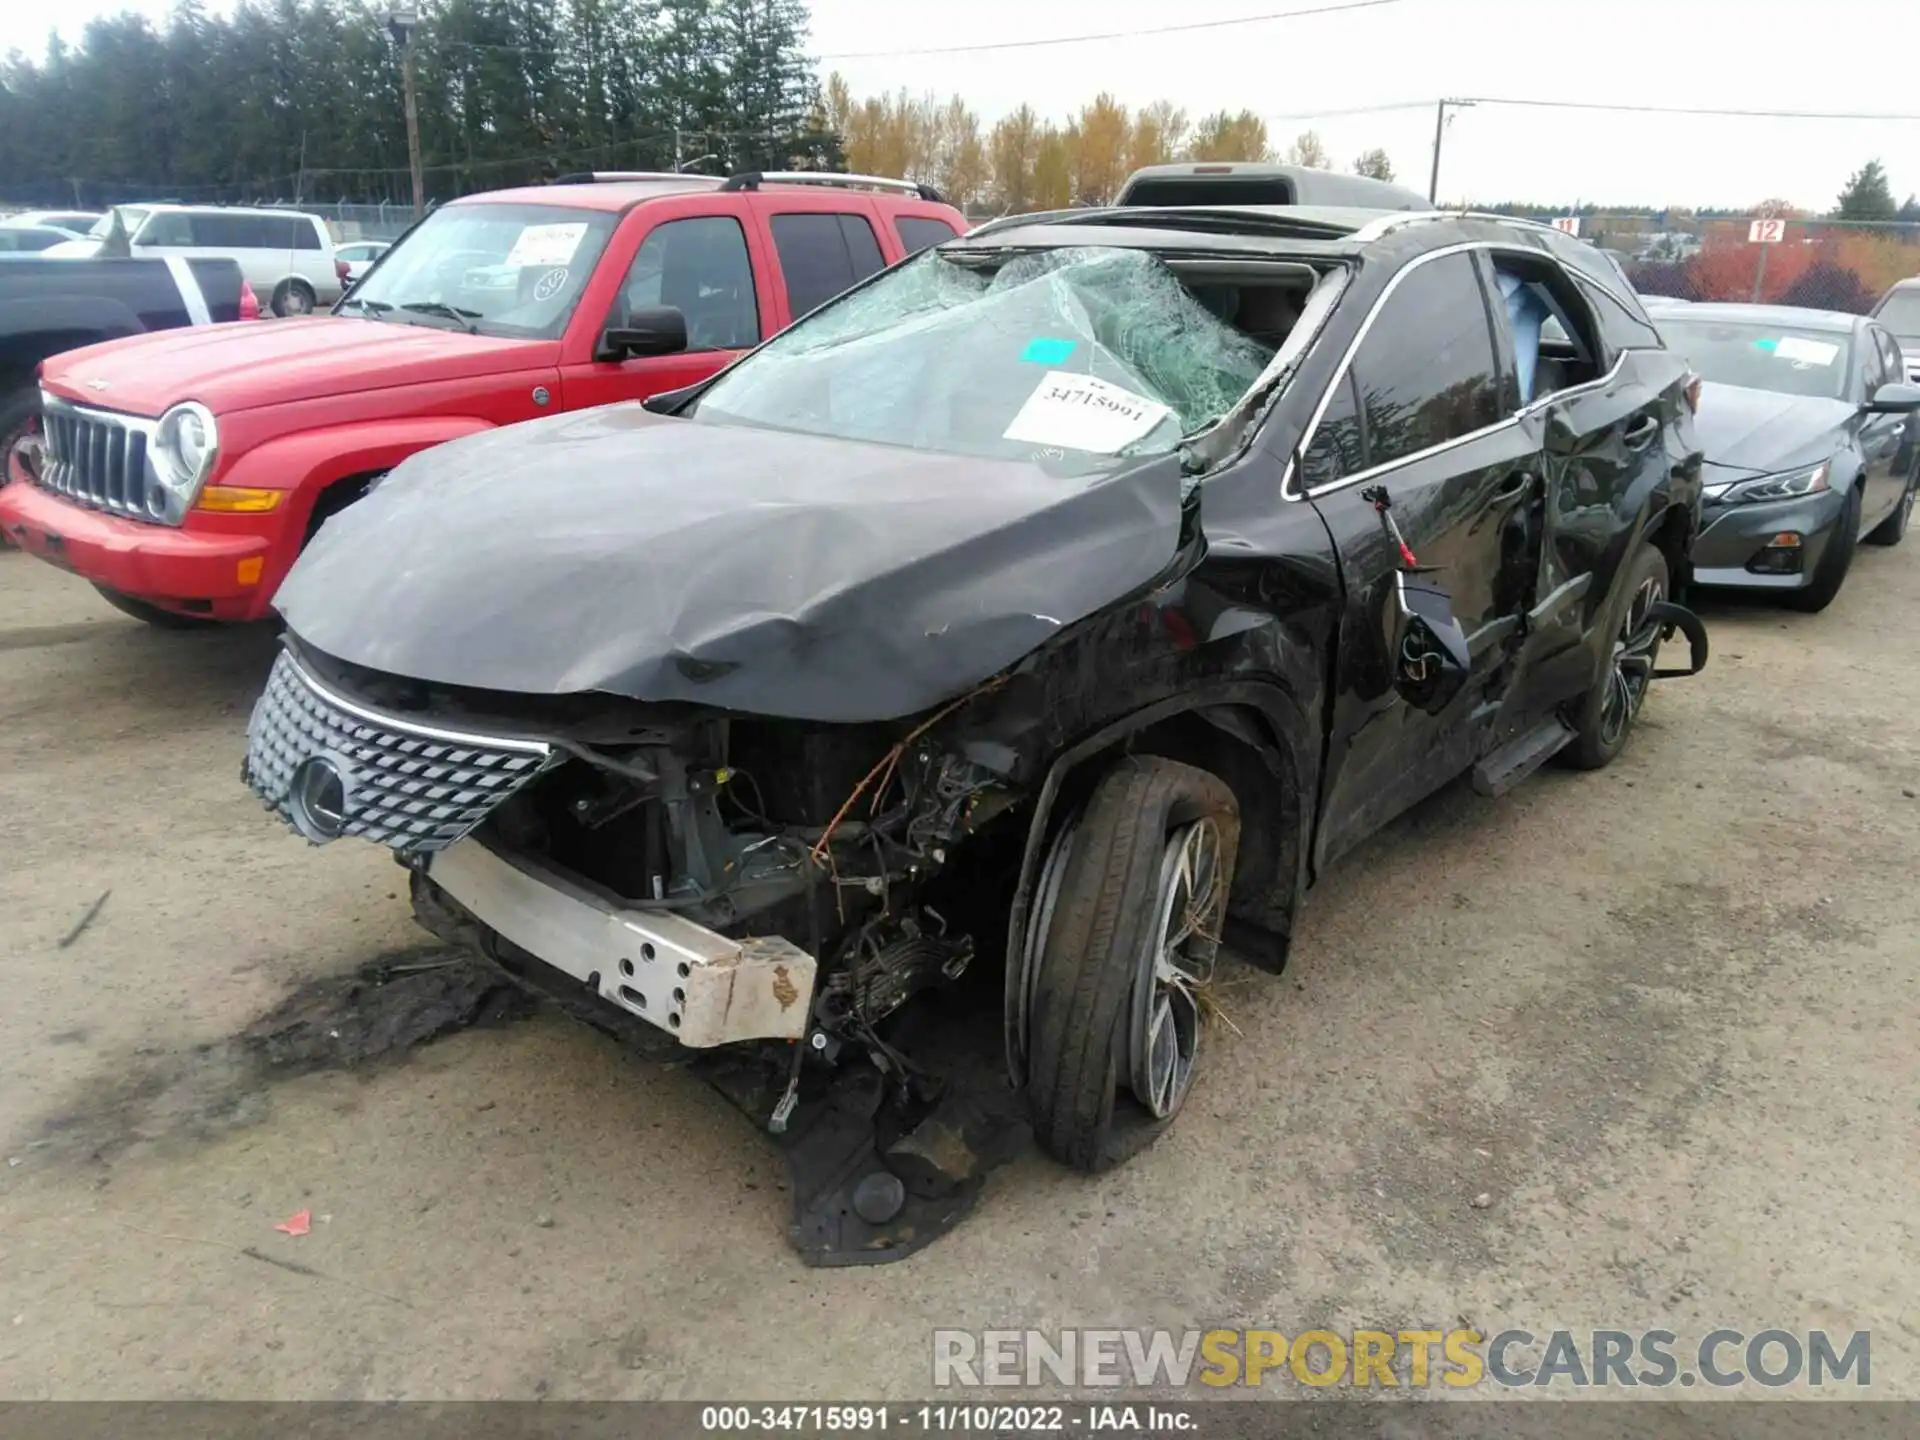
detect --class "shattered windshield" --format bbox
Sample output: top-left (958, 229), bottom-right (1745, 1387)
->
top-left (336, 202), bottom-right (617, 339)
top-left (689, 246), bottom-right (1276, 467)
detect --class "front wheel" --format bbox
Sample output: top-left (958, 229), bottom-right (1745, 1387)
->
top-left (1025, 757), bottom-right (1240, 1173)
top-left (1786, 484), bottom-right (1861, 612)
top-left (1864, 474), bottom-right (1914, 547)
top-left (0, 383), bottom-right (38, 549)
top-left (1558, 541), bottom-right (1668, 772)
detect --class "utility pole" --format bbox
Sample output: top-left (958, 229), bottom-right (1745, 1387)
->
top-left (389, 6), bottom-right (425, 218)
top-left (1428, 97), bottom-right (1476, 205)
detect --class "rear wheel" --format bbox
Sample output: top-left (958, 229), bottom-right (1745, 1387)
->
top-left (91, 584), bottom-right (219, 630)
top-left (271, 279), bottom-right (316, 317)
top-left (1786, 485), bottom-right (1861, 612)
top-left (1864, 474), bottom-right (1914, 547)
top-left (1025, 757), bottom-right (1239, 1173)
top-left (1559, 541), bottom-right (1668, 772)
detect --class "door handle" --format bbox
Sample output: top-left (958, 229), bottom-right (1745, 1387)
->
top-left (1622, 416), bottom-right (1660, 452)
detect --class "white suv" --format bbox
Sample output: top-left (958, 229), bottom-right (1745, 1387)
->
top-left (46, 205), bottom-right (343, 316)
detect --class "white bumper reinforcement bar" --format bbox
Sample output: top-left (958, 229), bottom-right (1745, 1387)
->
top-left (427, 838), bottom-right (816, 1048)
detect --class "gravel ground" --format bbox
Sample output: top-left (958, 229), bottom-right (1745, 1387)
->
top-left (1, 541), bottom-right (1916, 1402)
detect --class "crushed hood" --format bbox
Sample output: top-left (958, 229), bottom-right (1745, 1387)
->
top-left (274, 403), bottom-right (1185, 723)
top-left (1692, 381), bottom-right (1852, 479)
top-left (39, 317), bottom-right (555, 418)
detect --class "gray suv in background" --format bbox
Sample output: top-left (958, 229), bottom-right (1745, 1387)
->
top-left (1871, 278), bottom-right (1920, 384)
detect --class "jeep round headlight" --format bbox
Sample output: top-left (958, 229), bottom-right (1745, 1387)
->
top-left (146, 401), bottom-right (219, 522)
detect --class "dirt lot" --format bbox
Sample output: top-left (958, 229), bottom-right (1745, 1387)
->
top-left (1, 541), bottom-right (1917, 1402)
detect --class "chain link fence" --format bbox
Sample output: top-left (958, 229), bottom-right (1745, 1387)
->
top-left (1567, 213), bottom-right (1920, 314)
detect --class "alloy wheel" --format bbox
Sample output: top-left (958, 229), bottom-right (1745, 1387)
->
top-left (1128, 817), bottom-right (1226, 1120)
top-left (1600, 575), bottom-right (1664, 750)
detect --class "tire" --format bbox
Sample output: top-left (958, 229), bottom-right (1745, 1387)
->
top-left (1559, 541), bottom-right (1669, 772)
top-left (91, 584), bottom-right (219, 630)
top-left (1785, 485), bottom-right (1861, 613)
top-left (0, 383), bottom-right (37, 549)
top-left (1025, 756), bottom-right (1240, 1173)
top-left (1864, 474), bottom-right (1914, 547)
top-left (271, 279), bottom-right (316, 317)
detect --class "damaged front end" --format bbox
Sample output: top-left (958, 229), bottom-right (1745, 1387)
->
top-left (245, 641), bottom-right (1037, 1264)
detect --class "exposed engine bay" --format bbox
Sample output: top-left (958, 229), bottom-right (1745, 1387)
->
top-left (263, 641), bottom-right (1040, 1265)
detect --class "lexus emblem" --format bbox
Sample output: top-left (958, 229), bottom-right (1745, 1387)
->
top-left (288, 756), bottom-right (351, 842)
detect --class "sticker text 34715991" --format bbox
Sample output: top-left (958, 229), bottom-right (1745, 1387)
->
top-left (1002, 371), bottom-right (1172, 454)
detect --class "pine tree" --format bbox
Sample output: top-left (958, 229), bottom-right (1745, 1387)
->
top-left (1836, 160), bottom-right (1897, 222)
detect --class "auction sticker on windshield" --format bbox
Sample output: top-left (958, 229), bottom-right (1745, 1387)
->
top-left (1773, 336), bottom-right (1840, 366)
top-left (1003, 371), bottom-right (1172, 454)
top-left (506, 223), bottom-right (589, 268)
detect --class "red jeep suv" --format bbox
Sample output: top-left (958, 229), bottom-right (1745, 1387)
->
top-left (0, 172), bottom-right (967, 624)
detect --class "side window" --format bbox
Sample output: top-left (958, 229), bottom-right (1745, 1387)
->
top-left (617, 216), bottom-right (759, 352)
top-left (769, 212), bottom-right (886, 319)
top-left (1298, 370), bottom-right (1365, 490)
top-left (138, 212), bottom-right (194, 247)
top-left (1491, 256), bottom-right (1606, 406)
top-left (1863, 328), bottom-right (1891, 392)
top-left (1574, 274), bottom-right (1662, 354)
top-left (1350, 253), bottom-right (1503, 469)
top-left (1872, 328), bottom-right (1904, 389)
top-left (896, 216), bottom-right (958, 256)
top-left (188, 213), bottom-right (264, 248)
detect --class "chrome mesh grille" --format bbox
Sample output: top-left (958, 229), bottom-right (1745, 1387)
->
top-left (37, 397), bottom-right (159, 522)
top-left (244, 651), bottom-right (556, 853)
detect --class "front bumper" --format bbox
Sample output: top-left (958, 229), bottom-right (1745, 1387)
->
top-left (1688, 487), bottom-right (1848, 591)
top-left (0, 461), bottom-right (273, 621)
top-left (423, 837), bottom-right (816, 1048)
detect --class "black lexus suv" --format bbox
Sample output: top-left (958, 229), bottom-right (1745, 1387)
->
top-left (244, 204), bottom-right (1707, 1264)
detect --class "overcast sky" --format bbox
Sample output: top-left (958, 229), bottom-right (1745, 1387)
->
top-left (6, 0), bottom-right (1915, 211)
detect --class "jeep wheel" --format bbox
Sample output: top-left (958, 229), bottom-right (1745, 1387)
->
top-left (92, 584), bottom-right (219, 630)
top-left (0, 383), bottom-right (37, 548)
top-left (1025, 757), bottom-right (1239, 1172)
top-left (1558, 540), bottom-right (1667, 772)
top-left (271, 279), bottom-right (316, 317)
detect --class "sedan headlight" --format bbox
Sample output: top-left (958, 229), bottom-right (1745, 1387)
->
top-left (1705, 461), bottom-right (1830, 506)
top-left (145, 401), bottom-right (219, 522)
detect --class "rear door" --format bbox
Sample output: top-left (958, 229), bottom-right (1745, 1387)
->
top-left (758, 199), bottom-right (892, 326)
top-left (1495, 248), bottom-right (1686, 713)
top-left (1304, 248), bottom-right (1545, 866)
top-left (558, 199), bottom-right (775, 411)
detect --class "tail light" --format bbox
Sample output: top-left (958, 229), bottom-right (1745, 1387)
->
top-left (1683, 372), bottom-right (1702, 414)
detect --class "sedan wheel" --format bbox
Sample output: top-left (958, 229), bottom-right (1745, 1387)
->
top-left (1865, 477), bottom-right (1914, 547)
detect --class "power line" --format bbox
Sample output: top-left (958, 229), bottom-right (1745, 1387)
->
top-left (1463, 95), bottom-right (1920, 123)
top-left (1263, 99), bottom-right (1438, 122)
top-left (815, 0), bottom-right (1407, 61)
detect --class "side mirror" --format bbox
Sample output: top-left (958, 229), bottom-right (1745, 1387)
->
top-left (1390, 573), bottom-right (1472, 716)
top-left (1864, 381), bottom-right (1920, 414)
top-left (597, 304), bottom-right (688, 362)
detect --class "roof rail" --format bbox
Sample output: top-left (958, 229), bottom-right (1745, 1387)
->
top-left (1349, 209), bottom-right (1573, 243)
top-left (719, 170), bottom-right (947, 204)
top-left (550, 171), bottom-right (710, 185)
